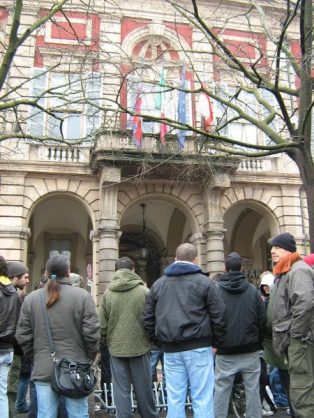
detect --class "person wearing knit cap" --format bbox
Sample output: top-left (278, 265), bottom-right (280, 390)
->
top-left (0, 255), bottom-right (21, 418)
top-left (6, 260), bottom-right (29, 418)
top-left (270, 232), bottom-right (314, 418)
top-left (7, 261), bottom-right (29, 292)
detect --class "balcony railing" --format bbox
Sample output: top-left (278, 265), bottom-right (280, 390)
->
top-left (30, 143), bottom-right (90, 163)
top-left (24, 134), bottom-right (275, 174)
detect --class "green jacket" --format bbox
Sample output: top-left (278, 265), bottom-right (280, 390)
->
top-left (99, 269), bottom-right (151, 357)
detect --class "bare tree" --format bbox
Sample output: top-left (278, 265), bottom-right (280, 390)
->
top-left (0, 0), bottom-right (108, 148)
top-left (116, 0), bottom-right (314, 249)
top-left (1, 1), bottom-right (314, 248)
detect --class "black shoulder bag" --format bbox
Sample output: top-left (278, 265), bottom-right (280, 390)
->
top-left (40, 290), bottom-right (96, 398)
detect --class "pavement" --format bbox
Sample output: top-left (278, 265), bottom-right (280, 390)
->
top-left (16, 391), bottom-right (291, 418)
top-left (17, 408), bottom-right (291, 418)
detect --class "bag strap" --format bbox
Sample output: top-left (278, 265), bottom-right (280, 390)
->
top-left (40, 289), bottom-right (56, 361)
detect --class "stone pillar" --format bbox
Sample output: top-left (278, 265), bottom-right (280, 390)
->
top-left (0, 226), bottom-right (31, 262)
top-left (189, 233), bottom-right (206, 270)
top-left (97, 167), bottom-right (121, 297)
top-left (203, 173), bottom-right (230, 275)
top-left (204, 229), bottom-right (226, 275)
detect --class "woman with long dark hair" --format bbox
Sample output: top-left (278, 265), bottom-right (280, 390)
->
top-left (16, 254), bottom-right (99, 418)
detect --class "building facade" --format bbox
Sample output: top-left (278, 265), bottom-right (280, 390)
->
top-left (0, 1), bottom-right (308, 300)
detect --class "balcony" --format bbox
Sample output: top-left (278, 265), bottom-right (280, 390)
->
top-left (90, 132), bottom-right (240, 181)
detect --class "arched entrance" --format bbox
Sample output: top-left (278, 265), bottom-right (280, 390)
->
top-left (27, 194), bottom-right (93, 290)
top-left (223, 200), bottom-right (278, 284)
top-left (119, 198), bottom-right (193, 287)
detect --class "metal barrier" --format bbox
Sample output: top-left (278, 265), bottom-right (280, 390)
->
top-left (94, 382), bottom-right (193, 414)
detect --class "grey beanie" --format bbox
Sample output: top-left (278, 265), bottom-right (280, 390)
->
top-left (270, 232), bottom-right (296, 252)
top-left (7, 261), bottom-right (29, 278)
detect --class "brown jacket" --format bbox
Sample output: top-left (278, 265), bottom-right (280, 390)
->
top-left (16, 278), bottom-right (100, 382)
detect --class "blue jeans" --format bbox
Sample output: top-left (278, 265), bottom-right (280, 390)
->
top-left (150, 350), bottom-right (165, 382)
top-left (269, 367), bottom-right (288, 408)
top-left (164, 347), bottom-right (215, 418)
top-left (34, 382), bottom-right (88, 418)
top-left (15, 374), bottom-right (30, 412)
top-left (0, 350), bottom-right (13, 418)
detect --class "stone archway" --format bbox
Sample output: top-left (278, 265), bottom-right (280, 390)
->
top-left (119, 197), bottom-right (195, 285)
top-left (27, 194), bottom-right (93, 290)
top-left (223, 200), bottom-right (279, 284)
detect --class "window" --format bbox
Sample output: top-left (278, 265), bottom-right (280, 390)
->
top-left (28, 69), bottom-right (102, 141)
top-left (126, 69), bottom-right (192, 135)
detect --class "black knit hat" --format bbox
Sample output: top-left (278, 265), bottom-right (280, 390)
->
top-left (225, 252), bottom-right (242, 271)
top-left (270, 232), bottom-right (296, 252)
top-left (7, 261), bottom-right (28, 278)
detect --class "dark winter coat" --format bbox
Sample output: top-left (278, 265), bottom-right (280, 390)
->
top-left (16, 277), bottom-right (100, 382)
top-left (0, 276), bottom-right (21, 351)
top-left (143, 261), bottom-right (226, 352)
top-left (216, 271), bottom-right (266, 355)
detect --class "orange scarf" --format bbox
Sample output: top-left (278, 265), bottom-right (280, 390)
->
top-left (273, 252), bottom-right (301, 276)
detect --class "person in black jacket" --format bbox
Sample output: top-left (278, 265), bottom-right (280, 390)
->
top-left (143, 242), bottom-right (226, 418)
top-left (0, 256), bottom-right (21, 418)
top-left (214, 252), bottom-right (267, 418)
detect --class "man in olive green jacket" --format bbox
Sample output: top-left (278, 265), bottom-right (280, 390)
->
top-left (99, 257), bottom-right (157, 418)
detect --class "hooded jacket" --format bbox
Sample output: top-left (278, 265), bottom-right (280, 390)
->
top-left (99, 268), bottom-right (151, 357)
top-left (216, 271), bottom-right (266, 355)
top-left (0, 276), bottom-right (21, 351)
top-left (143, 261), bottom-right (226, 352)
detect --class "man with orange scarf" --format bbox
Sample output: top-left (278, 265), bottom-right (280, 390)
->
top-left (270, 232), bottom-right (314, 418)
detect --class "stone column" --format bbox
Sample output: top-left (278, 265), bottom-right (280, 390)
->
top-left (189, 233), bottom-right (207, 270)
top-left (97, 167), bottom-right (121, 297)
top-left (204, 228), bottom-right (226, 275)
top-left (203, 173), bottom-right (230, 275)
top-left (0, 226), bottom-right (31, 262)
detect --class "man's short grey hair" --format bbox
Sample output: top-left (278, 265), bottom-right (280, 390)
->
top-left (175, 243), bottom-right (197, 262)
top-left (115, 257), bottom-right (135, 271)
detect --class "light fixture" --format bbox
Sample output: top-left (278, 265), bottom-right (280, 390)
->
top-left (140, 203), bottom-right (148, 258)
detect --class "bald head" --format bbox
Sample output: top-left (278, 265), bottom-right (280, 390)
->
top-left (175, 243), bottom-right (197, 262)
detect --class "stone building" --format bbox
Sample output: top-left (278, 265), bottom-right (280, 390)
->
top-left (0, 1), bottom-right (308, 300)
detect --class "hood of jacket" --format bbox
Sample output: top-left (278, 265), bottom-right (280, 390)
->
top-left (0, 276), bottom-right (17, 296)
top-left (164, 261), bottom-right (202, 276)
top-left (108, 268), bottom-right (146, 292)
top-left (219, 271), bottom-right (249, 294)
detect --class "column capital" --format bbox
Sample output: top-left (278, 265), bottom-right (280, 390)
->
top-left (0, 226), bottom-right (31, 239)
top-left (208, 172), bottom-right (230, 191)
top-left (189, 233), bottom-right (204, 246)
top-left (100, 167), bottom-right (121, 185)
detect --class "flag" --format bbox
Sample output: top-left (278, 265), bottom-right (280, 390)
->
top-left (198, 84), bottom-right (214, 131)
top-left (160, 112), bottom-right (167, 144)
top-left (155, 68), bottom-right (168, 144)
top-left (132, 92), bottom-right (142, 147)
top-left (177, 67), bottom-right (187, 149)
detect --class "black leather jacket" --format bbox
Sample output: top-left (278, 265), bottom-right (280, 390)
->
top-left (0, 279), bottom-right (21, 350)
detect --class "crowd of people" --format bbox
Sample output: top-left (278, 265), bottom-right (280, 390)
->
top-left (0, 231), bottom-right (313, 418)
